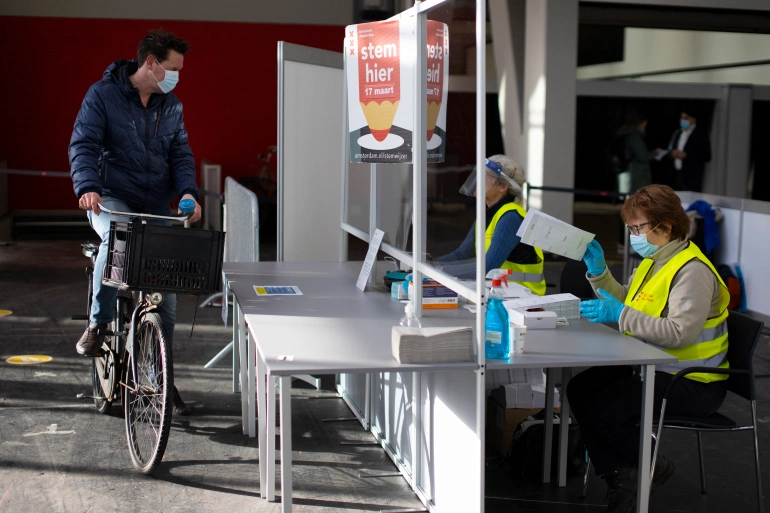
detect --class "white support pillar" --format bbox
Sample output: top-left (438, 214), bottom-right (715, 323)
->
top-left (495, 0), bottom-right (578, 223)
top-left (489, 0), bottom-right (527, 162)
top-left (526, 0), bottom-right (578, 222)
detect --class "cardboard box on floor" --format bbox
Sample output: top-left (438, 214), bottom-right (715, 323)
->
top-left (489, 397), bottom-right (559, 455)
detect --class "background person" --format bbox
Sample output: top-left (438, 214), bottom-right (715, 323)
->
top-left (567, 184), bottom-right (730, 513)
top-left (614, 112), bottom-right (663, 195)
top-left (69, 30), bottom-right (202, 415)
top-left (666, 107), bottom-right (712, 192)
top-left (436, 155), bottom-right (545, 295)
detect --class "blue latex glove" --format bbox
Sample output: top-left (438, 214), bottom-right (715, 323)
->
top-left (580, 288), bottom-right (624, 323)
top-left (582, 239), bottom-right (607, 276)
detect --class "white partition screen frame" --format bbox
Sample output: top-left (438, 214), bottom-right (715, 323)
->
top-left (277, 42), bottom-right (344, 262)
top-left (339, 1), bottom-right (487, 511)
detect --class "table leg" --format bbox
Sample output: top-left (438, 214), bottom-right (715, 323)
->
top-left (248, 317), bottom-right (256, 439)
top-left (542, 368), bottom-right (555, 483)
top-left (636, 364), bottom-right (654, 513)
top-left (237, 304), bottom-right (248, 435)
top-left (257, 351), bottom-right (267, 499)
top-left (233, 301), bottom-right (240, 394)
top-left (267, 374), bottom-right (277, 502)
top-left (280, 376), bottom-right (293, 512)
top-left (558, 367), bottom-right (572, 487)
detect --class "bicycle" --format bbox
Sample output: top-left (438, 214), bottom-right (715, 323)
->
top-left (78, 200), bottom-right (224, 474)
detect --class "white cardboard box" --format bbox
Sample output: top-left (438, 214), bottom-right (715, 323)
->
top-left (508, 308), bottom-right (557, 329)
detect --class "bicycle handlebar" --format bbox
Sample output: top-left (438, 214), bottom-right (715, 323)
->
top-left (99, 204), bottom-right (192, 222)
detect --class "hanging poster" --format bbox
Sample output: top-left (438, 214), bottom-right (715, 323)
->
top-left (345, 19), bottom-right (448, 164)
top-left (425, 21), bottom-right (449, 163)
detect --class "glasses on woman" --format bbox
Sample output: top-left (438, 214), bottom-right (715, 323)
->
top-left (626, 222), bottom-right (655, 236)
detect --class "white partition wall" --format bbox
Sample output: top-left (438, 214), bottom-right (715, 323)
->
top-left (677, 191), bottom-right (770, 318)
top-left (277, 43), bottom-right (345, 262)
top-left (738, 203), bottom-right (770, 318)
top-left (372, 371), bottom-right (415, 476)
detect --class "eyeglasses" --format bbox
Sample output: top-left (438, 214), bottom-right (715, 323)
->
top-left (626, 222), bottom-right (656, 236)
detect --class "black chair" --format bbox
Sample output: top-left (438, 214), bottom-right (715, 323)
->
top-left (581, 311), bottom-right (765, 512)
top-left (651, 311), bottom-right (765, 511)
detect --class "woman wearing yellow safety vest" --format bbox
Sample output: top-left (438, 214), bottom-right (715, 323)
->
top-left (435, 155), bottom-right (546, 295)
top-left (566, 184), bottom-right (731, 513)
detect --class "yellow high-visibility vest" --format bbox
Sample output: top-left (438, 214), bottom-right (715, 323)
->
top-left (482, 202), bottom-right (546, 296)
top-left (623, 241), bottom-right (730, 383)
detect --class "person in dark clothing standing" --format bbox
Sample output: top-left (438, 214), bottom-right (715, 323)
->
top-left (614, 112), bottom-right (664, 195)
top-left (666, 108), bottom-right (712, 192)
top-left (69, 30), bottom-right (202, 415)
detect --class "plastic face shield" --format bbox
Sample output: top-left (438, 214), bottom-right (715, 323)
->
top-left (459, 158), bottom-right (519, 197)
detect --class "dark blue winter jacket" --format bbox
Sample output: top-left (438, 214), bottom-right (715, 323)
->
top-left (69, 59), bottom-right (199, 215)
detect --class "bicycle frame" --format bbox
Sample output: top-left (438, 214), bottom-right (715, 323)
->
top-left (99, 206), bottom-right (189, 396)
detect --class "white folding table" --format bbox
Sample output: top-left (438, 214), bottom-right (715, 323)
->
top-left (224, 262), bottom-right (676, 513)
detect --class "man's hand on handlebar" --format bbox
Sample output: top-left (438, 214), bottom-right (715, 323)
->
top-left (179, 194), bottom-right (202, 223)
top-left (79, 192), bottom-right (103, 216)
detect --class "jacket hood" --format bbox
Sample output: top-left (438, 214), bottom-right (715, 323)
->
top-left (102, 59), bottom-right (138, 84)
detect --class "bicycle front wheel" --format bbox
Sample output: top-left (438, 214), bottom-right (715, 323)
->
top-left (124, 311), bottom-right (173, 475)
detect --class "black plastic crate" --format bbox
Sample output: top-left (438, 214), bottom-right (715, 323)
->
top-left (104, 220), bottom-right (225, 295)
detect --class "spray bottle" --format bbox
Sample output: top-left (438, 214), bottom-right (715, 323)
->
top-left (485, 270), bottom-right (511, 360)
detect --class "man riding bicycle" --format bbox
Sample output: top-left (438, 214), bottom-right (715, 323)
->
top-left (69, 29), bottom-right (202, 416)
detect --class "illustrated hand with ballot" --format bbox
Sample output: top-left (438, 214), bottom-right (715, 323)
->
top-left (582, 239), bottom-right (607, 276)
top-left (580, 288), bottom-right (624, 323)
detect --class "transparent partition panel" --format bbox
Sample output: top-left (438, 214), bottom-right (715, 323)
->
top-left (425, 1), bottom-right (486, 286)
top-left (345, 162), bottom-right (370, 233)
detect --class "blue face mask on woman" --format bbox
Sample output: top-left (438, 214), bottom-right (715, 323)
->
top-left (630, 233), bottom-right (659, 258)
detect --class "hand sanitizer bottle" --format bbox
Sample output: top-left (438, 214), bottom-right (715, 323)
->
top-left (399, 301), bottom-right (422, 328)
top-left (485, 273), bottom-right (510, 359)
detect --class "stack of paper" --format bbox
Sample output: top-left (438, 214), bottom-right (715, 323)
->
top-left (504, 293), bottom-right (581, 319)
top-left (392, 326), bottom-right (475, 364)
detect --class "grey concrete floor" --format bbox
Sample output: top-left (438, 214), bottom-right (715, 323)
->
top-left (0, 240), bottom-right (422, 513)
top-left (2, 238), bottom-right (770, 513)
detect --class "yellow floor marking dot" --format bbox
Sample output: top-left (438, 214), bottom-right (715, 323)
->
top-left (0, 310), bottom-right (12, 316)
top-left (6, 355), bottom-right (53, 365)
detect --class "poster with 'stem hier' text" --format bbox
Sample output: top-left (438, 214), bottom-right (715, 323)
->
top-left (345, 19), bottom-right (448, 164)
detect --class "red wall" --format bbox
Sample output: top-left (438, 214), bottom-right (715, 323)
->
top-left (0, 16), bottom-right (343, 210)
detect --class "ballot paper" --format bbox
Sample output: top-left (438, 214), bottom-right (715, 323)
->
top-left (516, 209), bottom-right (594, 260)
top-left (655, 149), bottom-right (669, 161)
top-left (392, 326), bottom-right (475, 364)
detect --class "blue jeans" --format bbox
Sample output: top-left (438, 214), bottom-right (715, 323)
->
top-left (88, 196), bottom-right (177, 346)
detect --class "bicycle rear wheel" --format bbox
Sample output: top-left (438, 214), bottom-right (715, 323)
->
top-left (124, 311), bottom-right (173, 475)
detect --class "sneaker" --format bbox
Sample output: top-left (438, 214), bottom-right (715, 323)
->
top-left (76, 324), bottom-right (107, 357)
top-left (604, 469), bottom-right (637, 513)
top-left (653, 454), bottom-right (675, 489)
top-left (173, 386), bottom-right (192, 416)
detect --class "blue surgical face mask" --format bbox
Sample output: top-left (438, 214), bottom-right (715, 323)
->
top-left (680, 119), bottom-right (690, 130)
top-left (630, 233), bottom-right (659, 258)
top-left (152, 59), bottom-right (179, 94)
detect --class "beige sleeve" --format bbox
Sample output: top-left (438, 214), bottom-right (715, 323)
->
top-left (586, 267), bottom-right (633, 302)
top-left (618, 260), bottom-right (718, 349)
